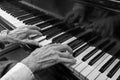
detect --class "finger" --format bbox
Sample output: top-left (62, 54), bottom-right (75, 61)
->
top-left (53, 44), bottom-right (73, 54)
top-left (58, 57), bottom-right (76, 65)
top-left (71, 12), bottom-right (81, 23)
top-left (56, 50), bottom-right (74, 59)
top-left (27, 30), bottom-right (42, 36)
top-left (44, 43), bottom-right (61, 49)
top-left (65, 12), bottom-right (74, 24)
top-left (5, 36), bottom-right (22, 43)
top-left (22, 39), bottom-right (39, 46)
top-left (22, 25), bottom-right (41, 31)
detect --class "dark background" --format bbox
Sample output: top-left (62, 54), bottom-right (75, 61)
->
top-left (23, 0), bottom-right (74, 17)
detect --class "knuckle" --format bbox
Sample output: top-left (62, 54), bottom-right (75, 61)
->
top-left (24, 28), bottom-right (29, 32)
top-left (54, 55), bottom-right (59, 62)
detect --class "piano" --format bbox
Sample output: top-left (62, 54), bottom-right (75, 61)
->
top-left (0, 0), bottom-right (120, 80)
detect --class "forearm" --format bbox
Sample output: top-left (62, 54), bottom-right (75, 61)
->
top-left (0, 30), bottom-right (10, 49)
top-left (0, 30), bottom-right (9, 43)
top-left (0, 60), bottom-right (17, 78)
top-left (0, 63), bottom-right (35, 80)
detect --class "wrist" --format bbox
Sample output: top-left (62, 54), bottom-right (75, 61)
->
top-left (21, 57), bottom-right (38, 73)
top-left (0, 30), bottom-right (10, 43)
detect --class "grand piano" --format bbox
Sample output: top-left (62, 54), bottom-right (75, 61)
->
top-left (0, 0), bottom-right (120, 80)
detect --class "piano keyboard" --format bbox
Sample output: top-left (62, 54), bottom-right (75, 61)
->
top-left (0, 1), bottom-right (120, 80)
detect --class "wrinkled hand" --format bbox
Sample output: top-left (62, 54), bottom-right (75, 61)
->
top-left (21, 44), bottom-right (76, 72)
top-left (64, 3), bottom-right (85, 24)
top-left (1, 25), bottom-right (42, 46)
top-left (85, 17), bottom-right (114, 37)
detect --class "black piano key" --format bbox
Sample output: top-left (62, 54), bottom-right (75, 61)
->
top-left (56, 34), bottom-right (73, 43)
top-left (72, 32), bottom-right (99, 57)
top-left (82, 48), bottom-right (98, 61)
top-left (97, 39), bottom-right (110, 49)
top-left (83, 39), bottom-right (111, 61)
top-left (3, 7), bottom-right (22, 14)
top-left (23, 15), bottom-right (45, 25)
top-left (52, 28), bottom-right (83, 43)
top-left (1, 4), bottom-right (23, 14)
top-left (107, 61), bottom-right (120, 78)
top-left (117, 75), bottom-right (120, 80)
top-left (73, 44), bottom-right (89, 57)
top-left (99, 57), bottom-right (116, 73)
top-left (79, 32), bottom-right (96, 42)
top-left (43, 28), bottom-right (62, 39)
top-left (68, 39), bottom-right (83, 50)
top-left (88, 51), bottom-right (106, 66)
top-left (99, 49), bottom-right (120, 73)
top-left (37, 19), bottom-right (61, 29)
top-left (11, 10), bottom-right (29, 17)
top-left (47, 30), bottom-right (62, 39)
top-left (89, 41), bottom-right (116, 66)
top-left (82, 37), bottom-right (106, 61)
top-left (37, 22), bottom-right (51, 29)
top-left (18, 14), bottom-right (35, 21)
top-left (87, 36), bottom-right (101, 45)
top-left (23, 15), bottom-right (53, 25)
top-left (42, 27), bottom-right (60, 35)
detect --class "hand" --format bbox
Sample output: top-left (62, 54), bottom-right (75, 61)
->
top-left (0, 25), bottom-right (42, 46)
top-left (21, 44), bottom-right (76, 72)
top-left (64, 3), bottom-right (85, 24)
top-left (85, 17), bottom-right (114, 37)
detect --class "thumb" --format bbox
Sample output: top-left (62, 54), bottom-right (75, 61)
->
top-left (21, 39), bottom-right (42, 47)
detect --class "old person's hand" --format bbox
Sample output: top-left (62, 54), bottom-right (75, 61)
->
top-left (64, 3), bottom-right (85, 25)
top-left (0, 25), bottom-right (42, 46)
top-left (85, 17), bottom-right (114, 37)
top-left (21, 44), bottom-right (76, 72)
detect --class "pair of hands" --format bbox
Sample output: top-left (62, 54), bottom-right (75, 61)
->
top-left (65, 3), bottom-right (113, 37)
top-left (21, 44), bottom-right (76, 72)
top-left (0, 25), bottom-right (42, 46)
top-left (0, 25), bottom-right (76, 72)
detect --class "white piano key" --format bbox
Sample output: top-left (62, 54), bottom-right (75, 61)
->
top-left (17, 13), bottom-right (31, 18)
top-left (107, 78), bottom-right (111, 80)
top-left (34, 36), bottom-right (46, 42)
top-left (73, 42), bottom-right (87, 52)
top-left (33, 18), bottom-right (55, 26)
top-left (50, 31), bottom-right (66, 40)
top-left (88, 70), bottom-right (101, 80)
top-left (0, 8), bottom-right (26, 28)
top-left (74, 46), bottom-right (96, 71)
top-left (62, 37), bottom-right (77, 44)
top-left (39, 39), bottom-right (52, 46)
top-left (75, 62), bottom-right (87, 73)
top-left (33, 21), bottom-right (45, 26)
top-left (104, 59), bottom-right (119, 74)
top-left (96, 73), bottom-right (108, 80)
top-left (80, 50), bottom-right (103, 76)
top-left (71, 43), bottom-right (88, 68)
top-left (41, 25), bottom-right (53, 30)
top-left (91, 53), bottom-right (109, 68)
top-left (22, 16), bottom-right (37, 21)
top-left (84, 49), bottom-right (102, 64)
top-left (96, 59), bottom-right (119, 80)
top-left (87, 54), bottom-right (112, 80)
top-left (107, 68), bottom-right (120, 80)
top-left (38, 33), bottom-right (75, 46)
